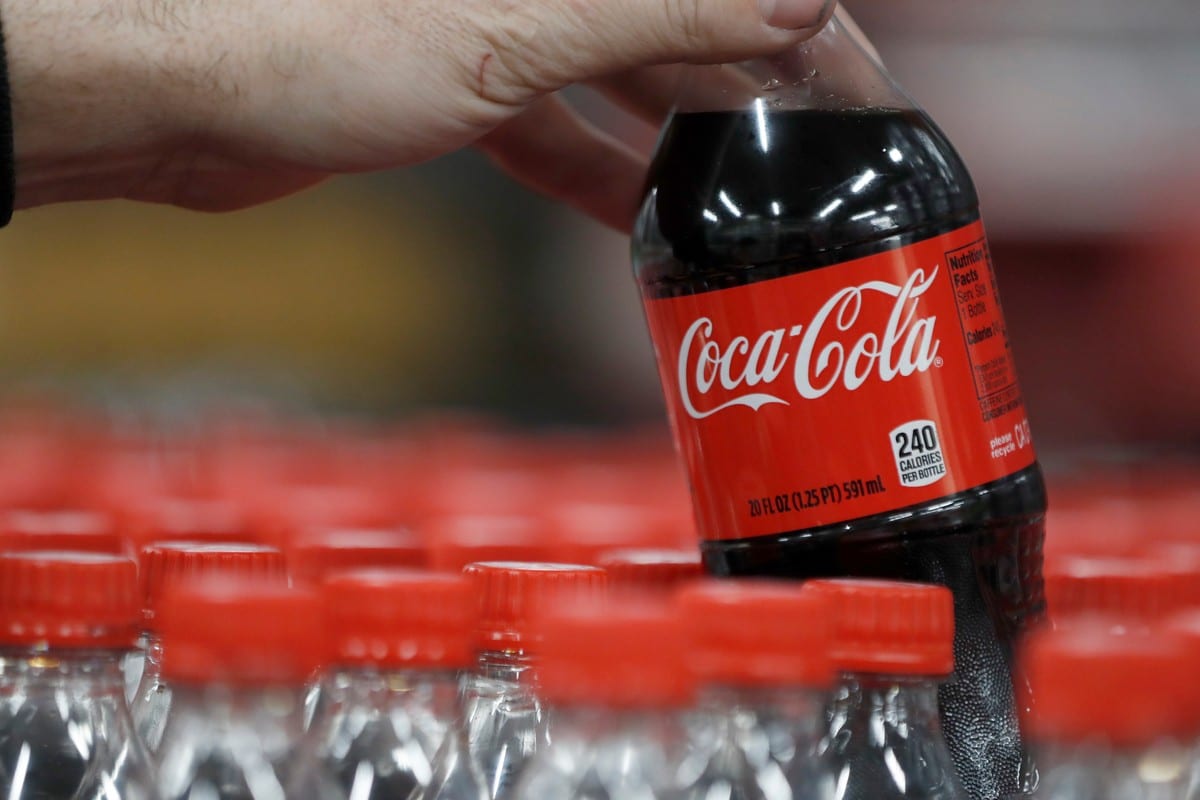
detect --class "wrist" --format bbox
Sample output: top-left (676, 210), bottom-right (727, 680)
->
top-left (2, 0), bottom-right (210, 208)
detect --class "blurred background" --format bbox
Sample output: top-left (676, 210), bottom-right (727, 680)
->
top-left (0, 0), bottom-right (1196, 453)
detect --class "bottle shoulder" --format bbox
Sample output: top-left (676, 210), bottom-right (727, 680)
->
top-left (633, 108), bottom-right (979, 297)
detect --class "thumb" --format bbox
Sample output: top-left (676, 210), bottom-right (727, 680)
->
top-left (464, 0), bottom-right (835, 105)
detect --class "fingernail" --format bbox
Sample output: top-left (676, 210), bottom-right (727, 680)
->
top-left (760, 0), bottom-right (833, 30)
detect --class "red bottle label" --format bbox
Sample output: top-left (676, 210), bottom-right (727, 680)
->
top-left (643, 221), bottom-right (1036, 541)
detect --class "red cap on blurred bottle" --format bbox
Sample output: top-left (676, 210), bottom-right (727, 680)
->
top-left (596, 548), bottom-right (703, 591)
top-left (1044, 553), bottom-right (1198, 623)
top-left (158, 577), bottom-right (324, 685)
top-left (1042, 506), bottom-right (1142, 560)
top-left (288, 528), bottom-right (427, 583)
top-left (0, 509), bottom-right (125, 554)
top-left (675, 580), bottom-right (832, 688)
top-left (536, 599), bottom-right (694, 708)
top-left (1023, 623), bottom-right (1198, 746)
top-left (0, 551), bottom-right (139, 648)
top-left (126, 497), bottom-right (258, 549)
top-left (140, 541), bottom-right (287, 627)
top-left (464, 561), bottom-right (607, 649)
top-left (547, 502), bottom-right (692, 565)
top-left (324, 569), bottom-right (474, 670)
top-left (426, 515), bottom-right (554, 572)
top-left (806, 579), bottom-right (955, 676)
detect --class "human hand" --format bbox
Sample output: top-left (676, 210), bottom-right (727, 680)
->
top-left (4, 0), bottom-right (836, 229)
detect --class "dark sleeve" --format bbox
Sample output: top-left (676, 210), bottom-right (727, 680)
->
top-left (0, 11), bottom-right (13, 227)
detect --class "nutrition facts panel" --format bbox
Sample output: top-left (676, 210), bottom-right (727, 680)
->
top-left (946, 237), bottom-right (1023, 422)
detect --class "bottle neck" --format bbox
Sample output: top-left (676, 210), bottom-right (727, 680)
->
top-left (168, 682), bottom-right (308, 745)
top-left (323, 664), bottom-right (461, 714)
top-left (830, 673), bottom-right (943, 726)
top-left (329, 664), bottom-right (460, 686)
top-left (1034, 740), bottom-right (1192, 799)
top-left (474, 648), bottom-right (536, 684)
top-left (825, 673), bottom-right (962, 799)
top-left (144, 631), bottom-right (164, 668)
top-left (551, 704), bottom-right (688, 748)
top-left (0, 646), bottom-right (129, 697)
top-left (702, 683), bottom-right (826, 715)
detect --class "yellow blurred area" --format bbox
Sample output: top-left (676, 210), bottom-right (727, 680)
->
top-left (0, 178), bottom-right (492, 410)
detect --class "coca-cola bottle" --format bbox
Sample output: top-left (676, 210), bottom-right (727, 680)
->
top-left (632, 10), bottom-right (1047, 799)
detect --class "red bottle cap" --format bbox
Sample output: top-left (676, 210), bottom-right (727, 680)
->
top-left (1044, 553), bottom-right (1196, 623)
top-left (158, 577), bottom-right (324, 685)
top-left (806, 579), bottom-right (954, 676)
top-left (127, 497), bottom-right (258, 548)
top-left (0, 551), bottom-right (139, 648)
top-left (288, 527), bottom-right (427, 583)
top-left (324, 569), bottom-right (473, 669)
top-left (547, 502), bottom-right (692, 565)
top-left (1023, 623), bottom-right (1198, 746)
top-left (595, 548), bottom-right (704, 591)
top-left (675, 580), bottom-right (832, 688)
top-left (426, 515), bottom-right (554, 572)
top-left (140, 542), bottom-right (287, 627)
top-left (0, 510), bottom-right (125, 554)
top-left (463, 561), bottom-right (607, 649)
top-left (536, 599), bottom-right (694, 708)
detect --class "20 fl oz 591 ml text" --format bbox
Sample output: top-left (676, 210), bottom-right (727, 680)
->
top-left (747, 474), bottom-right (887, 518)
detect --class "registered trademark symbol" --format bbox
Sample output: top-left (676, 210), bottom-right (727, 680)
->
top-left (934, 357), bottom-right (944, 368)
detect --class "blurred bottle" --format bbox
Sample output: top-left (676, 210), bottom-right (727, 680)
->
top-left (512, 600), bottom-right (695, 799)
top-left (0, 551), bottom-right (158, 800)
top-left (1045, 552), bottom-right (1200, 627)
top-left (0, 509), bottom-right (124, 554)
top-left (596, 547), bottom-right (703, 592)
top-left (416, 562), bottom-right (606, 800)
top-left (1023, 624), bottom-right (1197, 800)
top-left (808, 579), bottom-right (964, 800)
top-left (546, 501), bottom-right (693, 565)
top-left (675, 581), bottom-right (835, 800)
top-left (298, 570), bottom-right (474, 800)
top-left (632, 11), bottom-right (1047, 797)
top-left (153, 578), bottom-right (332, 800)
top-left (124, 497), bottom-right (260, 552)
top-left (424, 516), bottom-right (553, 573)
top-left (131, 541), bottom-right (287, 751)
top-left (286, 527), bottom-right (427, 584)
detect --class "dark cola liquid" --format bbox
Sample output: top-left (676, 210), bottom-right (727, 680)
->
top-left (635, 109), bottom-right (1047, 800)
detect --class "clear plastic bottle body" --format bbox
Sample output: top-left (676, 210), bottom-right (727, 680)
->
top-left (131, 635), bottom-right (173, 753)
top-left (1034, 741), bottom-right (1191, 800)
top-left (514, 707), bottom-right (691, 800)
top-left (417, 650), bottom-right (545, 800)
top-left (299, 667), bottom-right (460, 800)
top-left (124, 633), bottom-right (148, 705)
top-left (683, 685), bottom-right (833, 800)
top-left (823, 676), bottom-right (965, 800)
top-left (0, 649), bottom-right (158, 800)
top-left (413, 722), bottom-right (489, 800)
top-left (156, 684), bottom-right (338, 800)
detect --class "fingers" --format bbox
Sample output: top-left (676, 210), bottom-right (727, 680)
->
top-left (477, 96), bottom-right (649, 232)
top-left (592, 67), bottom-right (687, 127)
top-left (594, 65), bottom-right (761, 126)
top-left (461, 0), bottom-right (836, 108)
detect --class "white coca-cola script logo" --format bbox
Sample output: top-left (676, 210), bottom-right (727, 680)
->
top-left (677, 268), bottom-right (942, 419)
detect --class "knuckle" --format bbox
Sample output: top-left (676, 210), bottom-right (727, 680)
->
top-left (662, 0), bottom-right (708, 51)
top-left (468, 4), bottom-right (560, 107)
